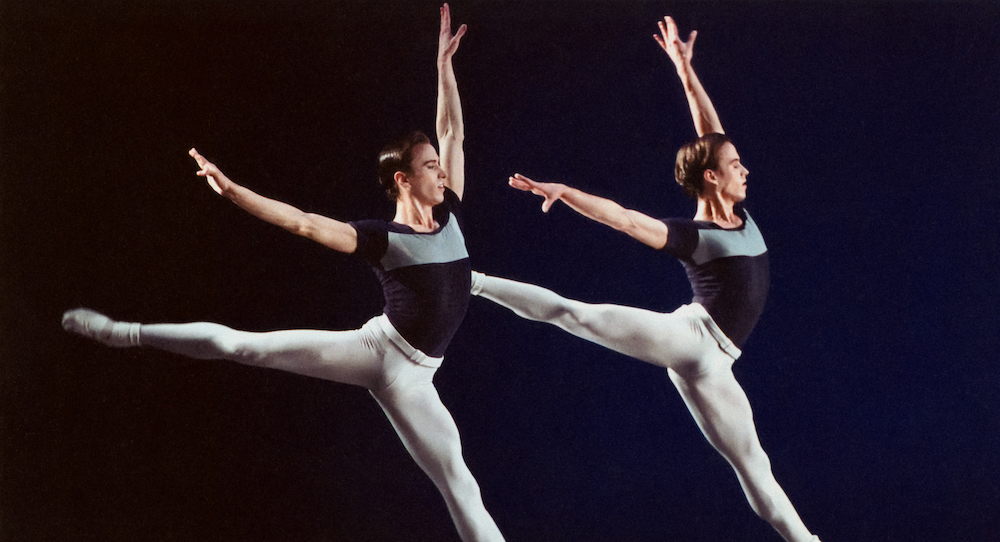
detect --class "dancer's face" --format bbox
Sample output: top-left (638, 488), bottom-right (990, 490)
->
top-left (401, 143), bottom-right (447, 205)
top-left (706, 142), bottom-right (749, 203)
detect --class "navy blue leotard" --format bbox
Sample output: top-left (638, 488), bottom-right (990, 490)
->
top-left (661, 207), bottom-right (769, 348)
top-left (350, 189), bottom-right (471, 358)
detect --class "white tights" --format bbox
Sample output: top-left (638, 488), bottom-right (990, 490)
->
top-left (473, 273), bottom-right (816, 542)
top-left (63, 309), bottom-right (505, 542)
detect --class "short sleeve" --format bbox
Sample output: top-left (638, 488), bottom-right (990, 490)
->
top-left (349, 220), bottom-right (388, 266)
top-left (660, 218), bottom-right (699, 260)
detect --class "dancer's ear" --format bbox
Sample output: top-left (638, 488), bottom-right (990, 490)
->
top-left (703, 168), bottom-right (719, 189)
top-left (393, 170), bottom-right (410, 195)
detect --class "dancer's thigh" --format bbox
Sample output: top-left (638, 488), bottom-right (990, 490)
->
top-left (369, 363), bottom-right (463, 487)
top-left (235, 324), bottom-right (388, 388)
top-left (667, 358), bottom-right (759, 463)
top-left (571, 303), bottom-right (712, 370)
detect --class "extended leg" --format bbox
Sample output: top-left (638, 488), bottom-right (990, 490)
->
top-left (371, 377), bottom-right (505, 542)
top-left (63, 308), bottom-right (387, 388)
top-left (668, 363), bottom-right (815, 542)
top-left (473, 273), bottom-right (704, 368)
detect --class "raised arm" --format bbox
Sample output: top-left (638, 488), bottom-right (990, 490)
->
top-left (189, 148), bottom-right (358, 253)
top-left (436, 3), bottom-right (467, 199)
top-left (509, 174), bottom-right (668, 250)
top-left (654, 16), bottom-right (724, 136)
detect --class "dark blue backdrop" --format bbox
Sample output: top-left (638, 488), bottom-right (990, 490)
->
top-left (3, 1), bottom-right (998, 541)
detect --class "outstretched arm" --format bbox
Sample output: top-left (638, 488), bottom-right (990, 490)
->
top-left (189, 148), bottom-right (358, 253)
top-left (436, 3), bottom-right (467, 199)
top-left (654, 16), bottom-right (724, 136)
top-left (509, 174), bottom-right (668, 250)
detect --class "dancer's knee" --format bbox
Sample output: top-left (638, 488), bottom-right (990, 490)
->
top-left (722, 433), bottom-right (771, 472)
top-left (731, 446), bottom-right (784, 523)
top-left (516, 292), bottom-right (578, 325)
top-left (207, 326), bottom-right (267, 365)
top-left (418, 434), bottom-right (482, 502)
top-left (438, 458), bottom-right (483, 504)
top-left (554, 300), bottom-right (606, 335)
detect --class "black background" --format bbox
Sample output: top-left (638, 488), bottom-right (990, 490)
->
top-left (3, 1), bottom-right (998, 541)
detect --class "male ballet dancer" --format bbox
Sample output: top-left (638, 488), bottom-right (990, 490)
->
top-left (63, 6), bottom-right (504, 541)
top-left (470, 16), bottom-right (820, 542)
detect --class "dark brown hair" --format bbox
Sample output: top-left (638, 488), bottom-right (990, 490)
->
top-left (377, 131), bottom-right (431, 200)
top-left (674, 132), bottom-right (731, 199)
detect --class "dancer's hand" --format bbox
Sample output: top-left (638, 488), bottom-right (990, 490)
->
top-left (654, 16), bottom-right (696, 70)
top-left (189, 148), bottom-right (233, 196)
top-left (509, 174), bottom-right (568, 213)
top-left (437, 3), bottom-right (466, 67)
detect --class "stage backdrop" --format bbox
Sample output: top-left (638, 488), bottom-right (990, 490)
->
top-left (3, 1), bottom-right (998, 541)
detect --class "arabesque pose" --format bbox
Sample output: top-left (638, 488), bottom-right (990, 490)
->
top-left (470, 17), bottom-right (820, 542)
top-left (62, 5), bottom-right (505, 541)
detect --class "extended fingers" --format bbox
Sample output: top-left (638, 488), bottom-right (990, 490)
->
top-left (439, 4), bottom-right (465, 55)
top-left (440, 4), bottom-right (465, 40)
top-left (440, 4), bottom-right (451, 34)
top-left (509, 174), bottom-right (559, 213)
top-left (508, 176), bottom-right (531, 191)
top-left (189, 148), bottom-right (217, 177)
top-left (656, 16), bottom-right (697, 59)
top-left (653, 32), bottom-right (667, 51)
top-left (511, 173), bottom-right (536, 185)
top-left (655, 18), bottom-right (678, 53)
top-left (189, 147), bottom-right (205, 165)
top-left (664, 16), bottom-right (678, 41)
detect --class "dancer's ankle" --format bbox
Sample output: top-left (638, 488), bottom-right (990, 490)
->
top-left (110, 322), bottom-right (142, 347)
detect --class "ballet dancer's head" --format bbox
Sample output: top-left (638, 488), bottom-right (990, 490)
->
top-left (674, 133), bottom-right (749, 203)
top-left (378, 131), bottom-right (447, 206)
top-left (378, 131), bottom-right (434, 200)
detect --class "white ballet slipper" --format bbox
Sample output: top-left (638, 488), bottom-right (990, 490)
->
top-left (62, 308), bottom-right (140, 347)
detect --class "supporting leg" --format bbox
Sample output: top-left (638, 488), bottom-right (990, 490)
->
top-left (371, 377), bottom-right (505, 542)
top-left (667, 364), bottom-right (815, 542)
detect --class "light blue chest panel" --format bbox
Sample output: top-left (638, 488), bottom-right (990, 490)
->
top-left (690, 212), bottom-right (768, 265)
top-left (380, 213), bottom-right (469, 272)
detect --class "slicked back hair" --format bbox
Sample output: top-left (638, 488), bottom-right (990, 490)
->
top-left (377, 131), bottom-right (431, 200)
top-left (674, 132), bottom-right (731, 199)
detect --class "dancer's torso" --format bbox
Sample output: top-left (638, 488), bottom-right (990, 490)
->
top-left (351, 189), bottom-right (471, 358)
top-left (660, 206), bottom-right (769, 348)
